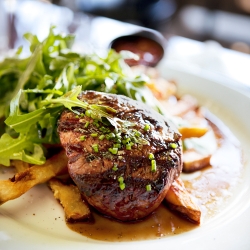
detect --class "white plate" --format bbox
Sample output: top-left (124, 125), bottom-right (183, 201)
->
top-left (1, 63), bottom-right (250, 250)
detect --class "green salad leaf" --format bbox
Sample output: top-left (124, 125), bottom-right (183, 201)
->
top-left (0, 133), bottom-right (45, 166)
top-left (0, 27), bottom-right (161, 166)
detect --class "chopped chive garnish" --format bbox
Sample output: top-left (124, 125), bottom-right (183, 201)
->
top-left (119, 182), bottom-right (126, 190)
top-left (126, 142), bottom-right (134, 150)
top-left (115, 138), bottom-right (122, 143)
top-left (80, 135), bottom-right (86, 141)
top-left (112, 164), bottom-right (118, 171)
top-left (99, 127), bottom-right (105, 132)
top-left (113, 143), bottom-right (121, 149)
top-left (80, 113), bottom-right (85, 117)
top-left (109, 148), bottom-right (118, 154)
top-left (118, 176), bottom-right (124, 182)
top-left (108, 133), bottom-right (116, 139)
top-left (75, 115), bottom-right (79, 118)
top-left (84, 121), bottom-right (89, 128)
top-left (151, 160), bottom-right (157, 172)
top-left (122, 137), bottom-right (131, 145)
top-left (99, 134), bottom-right (105, 140)
top-left (85, 110), bottom-right (92, 117)
top-left (170, 143), bottom-right (177, 149)
top-left (91, 133), bottom-right (98, 137)
top-left (92, 144), bottom-right (99, 152)
top-left (118, 176), bottom-right (125, 190)
top-left (134, 130), bottom-right (141, 137)
top-left (148, 153), bottom-right (154, 160)
top-left (116, 133), bottom-right (122, 138)
top-left (146, 184), bottom-right (151, 191)
top-left (93, 120), bottom-right (100, 127)
top-left (144, 124), bottom-right (150, 131)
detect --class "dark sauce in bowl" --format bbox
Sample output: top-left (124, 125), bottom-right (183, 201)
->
top-left (110, 34), bottom-right (165, 67)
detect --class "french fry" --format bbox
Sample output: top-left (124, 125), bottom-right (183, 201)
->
top-left (48, 178), bottom-right (93, 223)
top-left (11, 160), bottom-right (30, 173)
top-left (0, 150), bottom-right (68, 205)
top-left (183, 149), bottom-right (211, 173)
top-left (165, 178), bottom-right (201, 224)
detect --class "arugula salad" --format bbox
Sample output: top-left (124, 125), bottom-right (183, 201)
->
top-left (0, 27), bottom-right (160, 167)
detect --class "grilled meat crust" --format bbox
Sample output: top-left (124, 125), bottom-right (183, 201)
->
top-left (58, 91), bottom-right (182, 221)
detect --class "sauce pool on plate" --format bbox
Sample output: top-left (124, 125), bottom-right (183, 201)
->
top-left (67, 204), bottom-right (196, 241)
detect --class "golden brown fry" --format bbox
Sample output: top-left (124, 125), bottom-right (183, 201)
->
top-left (183, 149), bottom-right (211, 173)
top-left (178, 127), bottom-right (208, 140)
top-left (48, 178), bottom-right (93, 223)
top-left (0, 150), bottom-right (68, 205)
top-left (165, 178), bottom-right (201, 224)
top-left (11, 160), bottom-right (30, 173)
top-left (160, 95), bottom-right (198, 117)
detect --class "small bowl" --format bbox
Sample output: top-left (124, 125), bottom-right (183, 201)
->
top-left (110, 29), bottom-right (165, 67)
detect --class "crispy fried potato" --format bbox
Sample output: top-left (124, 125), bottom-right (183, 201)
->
top-left (178, 127), bottom-right (208, 140)
top-left (165, 178), bottom-right (201, 224)
top-left (183, 149), bottom-right (211, 173)
top-left (11, 160), bottom-right (30, 173)
top-left (48, 178), bottom-right (93, 223)
top-left (0, 150), bottom-right (68, 205)
top-left (160, 95), bottom-right (198, 117)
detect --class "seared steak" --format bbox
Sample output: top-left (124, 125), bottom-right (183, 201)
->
top-left (58, 91), bottom-right (182, 221)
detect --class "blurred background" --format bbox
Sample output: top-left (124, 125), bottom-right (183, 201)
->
top-left (0, 0), bottom-right (249, 96)
top-left (0, 0), bottom-right (250, 54)
top-left (52, 0), bottom-right (250, 54)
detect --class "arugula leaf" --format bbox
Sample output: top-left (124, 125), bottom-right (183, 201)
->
top-left (0, 26), bottom-right (162, 166)
top-left (45, 86), bottom-right (117, 120)
top-left (0, 133), bottom-right (45, 166)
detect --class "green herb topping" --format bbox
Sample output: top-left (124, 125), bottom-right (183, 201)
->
top-left (92, 144), bottom-right (99, 153)
top-left (109, 147), bottom-right (118, 155)
top-left (148, 153), bottom-right (154, 160)
top-left (144, 124), bottom-right (150, 131)
top-left (170, 143), bottom-right (177, 149)
top-left (84, 121), bottom-right (90, 128)
top-left (151, 159), bottom-right (157, 172)
top-left (118, 176), bottom-right (126, 190)
top-left (112, 164), bottom-right (118, 171)
top-left (80, 135), bottom-right (86, 141)
top-left (99, 134), bottom-right (105, 140)
top-left (146, 184), bottom-right (152, 191)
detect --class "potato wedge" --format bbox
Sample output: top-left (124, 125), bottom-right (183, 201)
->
top-left (0, 150), bottom-right (68, 205)
top-left (183, 149), bottom-right (211, 173)
top-left (160, 95), bottom-right (198, 117)
top-left (48, 178), bottom-right (93, 223)
top-left (165, 178), bottom-right (201, 224)
top-left (178, 126), bottom-right (208, 140)
top-left (11, 160), bottom-right (30, 173)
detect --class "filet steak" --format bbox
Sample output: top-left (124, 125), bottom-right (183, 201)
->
top-left (58, 91), bottom-right (182, 221)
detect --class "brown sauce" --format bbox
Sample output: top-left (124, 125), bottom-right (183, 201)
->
top-left (67, 204), bottom-right (197, 241)
top-left (67, 112), bottom-right (243, 241)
